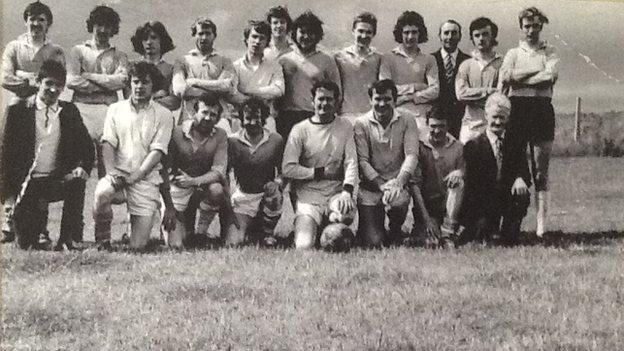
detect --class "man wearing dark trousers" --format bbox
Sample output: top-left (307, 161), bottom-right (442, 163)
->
top-left (461, 92), bottom-right (530, 245)
top-left (431, 20), bottom-right (470, 139)
top-left (1, 60), bottom-right (94, 250)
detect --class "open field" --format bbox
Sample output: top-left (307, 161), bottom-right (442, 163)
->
top-left (2, 157), bottom-right (624, 350)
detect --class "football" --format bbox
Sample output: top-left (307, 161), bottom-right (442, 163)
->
top-left (320, 223), bottom-right (355, 253)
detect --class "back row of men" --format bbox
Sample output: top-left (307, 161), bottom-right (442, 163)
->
top-left (1, 3), bottom-right (559, 251)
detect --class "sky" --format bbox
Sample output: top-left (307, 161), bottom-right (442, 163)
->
top-left (2, 0), bottom-right (624, 112)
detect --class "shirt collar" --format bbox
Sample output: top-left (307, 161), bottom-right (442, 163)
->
top-left (519, 40), bottom-right (547, 52)
top-left (243, 53), bottom-right (265, 67)
top-left (441, 48), bottom-right (458, 61)
top-left (84, 39), bottom-right (115, 51)
top-left (128, 98), bottom-right (154, 113)
top-left (367, 109), bottom-right (401, 127)
top-left (486, 128), bottom-right (505, 145)
top-left (18, 33), bottom-right (51, 46)
top-left (232, 128), bottom-right (271, 149)
top-left (392, 45), bottom-right (421, 58)
top-left (189, 48), bottom-right (219, 58)
top-left (344, 45), bottom-right (378, 58)
top-left (424, 133), bottom-right (457, 149)
top-left (470, 50), bottom-right (502, 65)
top-left (294, 47), bottom-right (319, 58)
top-left (35, 96), bottom-right (59, 112)
top-left (182, 119), bottom-right (217, 139)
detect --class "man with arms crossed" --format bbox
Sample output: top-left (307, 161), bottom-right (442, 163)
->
top-left (264, 6), bottom-right (293, 61)
top-left (456, 17), bottom-right (502, 144)
top-left (2, 60), bottom-right (93, 251)
top-left (334, 12), bottom-right (383, 123)
top-left (277, 11), bottom-right (341, 140)
top-left (354, 80), bottom-right (418, 248)
top-left (227, 98), bottom-right (284, 247)
top-left (1, 1), bottom-right (66, 243)
top-left (161, 94), bottom-right (237, 248)
top-left (93, 61), bottom-right (173, 251)
top-left (67, 5), bottom-right (129, 181)
top-left (431, 20), bottom-right (471, 139)
top-left (282, 81), bottom-right (357, 250)
top-left (380, 11), bottom-right (439, 133)
top-left (172, 17), bottom-right (236, 133)
top-left (499, 7), bottom-right (559, 236)
top-left (409, 107), bottom-right (464, 249)
top-left (231, 20), bottom-right (284, 133)
top-left (461, 93), bottom-right (531, 245)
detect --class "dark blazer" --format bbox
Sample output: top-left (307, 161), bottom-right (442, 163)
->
top-left (432, 49), bottom-right (471, 107)
top-left (462, 132), bottom-right (531, 219)
top-left (1, 97), bottom-right (94, 201)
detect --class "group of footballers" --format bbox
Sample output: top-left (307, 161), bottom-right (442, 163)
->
top-left (0, 2), bottom-right (559, 252)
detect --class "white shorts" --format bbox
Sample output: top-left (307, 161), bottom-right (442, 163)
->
top-left (74, 102), bottom-right (109, 140)
top-left (96, 176), bottom-right (160, 216)
top-left (231, 189), bottom-right (264, 217)
top-left (296, 192), bottom-right (355, 226)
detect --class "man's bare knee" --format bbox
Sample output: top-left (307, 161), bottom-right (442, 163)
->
top-left (294, 215), bottom-right (317, 249)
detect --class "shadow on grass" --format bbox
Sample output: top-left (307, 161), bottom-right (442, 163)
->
top-left (517, 230), bottom-right (624, 248)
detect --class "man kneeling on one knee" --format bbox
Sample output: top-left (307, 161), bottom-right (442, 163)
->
top-left (354, 79), bottom-right (419, 248)
top-left (409, 106), bottom-right (465, 248)
top-left (2, 60), bottom-right (94, 251)
top-left (282, 81), bottom-right (358, 250)
top-left (161, 93), bottom-right (237, 248)
top-left (93, 61), bottom-right (173, 251)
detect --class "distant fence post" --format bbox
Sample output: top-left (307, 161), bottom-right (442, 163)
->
top-left (574, 96), bottom-right (582, 142)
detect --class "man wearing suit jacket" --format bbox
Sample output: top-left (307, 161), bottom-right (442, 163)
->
top-left (461, 92), bottom-right (530, 245)
top-left (432, 20), bottom-right (471, 139)
top-left (1, 60), bottom-right (94, 250)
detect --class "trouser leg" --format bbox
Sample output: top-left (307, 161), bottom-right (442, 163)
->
top-left (59, 179), bottom-right (86, 244)
top-left (357, 204), bottom-right (386, 248)
top-left (13, 180), bottom-right (48, 249)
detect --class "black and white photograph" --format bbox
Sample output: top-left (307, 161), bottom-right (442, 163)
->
top-left (1, 0), bottom-right (623, 349)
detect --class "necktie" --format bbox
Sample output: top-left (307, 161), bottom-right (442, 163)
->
top-left (495, 137), bottom-right (504, 179)
top-left (444, 54), bottom-right (454, 86)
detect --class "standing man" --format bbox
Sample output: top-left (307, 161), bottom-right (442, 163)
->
top-left (282, 81), bottom-right (357, 250)
top-left (334, 12), bottom-right (383, 123)
top-left (354, 80), bottom-right (418, 248)
top-left (67, 5), bottom-right (129, 177)
top-left (380, 11), bottom-right (438, 133)
top-left (431, 20), bottom-right (471, 139)
top-left (130, 21), bottom-right (180, 111)
top-left (461, 93), bottom-right (531, 245)
top-left (93, 61), bottom-right (173, 251)
top-left (162, 94), bottom-right (237, 248)
top-left (172, 17), bottom-right (236, 133)
top-left (456, 17), bottom-right (502, 144)
top-left (231, 20), bottom-right (285, 133)
top-left (499, 7), bottom-right (559, 236)
top-left (227, 98), bottom-right (284, 246)
top-left (277, 11), bottom-right (341, 140)
top-left (1, 1), bottom-right (65, 242)
top-left (1, 60), bottom-right (93, 250)
top-left (264, 5), bottom-right (293, 61)
top-left (409, 107), bottom-right (464, 249)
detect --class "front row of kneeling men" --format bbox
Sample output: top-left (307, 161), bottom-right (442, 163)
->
top-left (2, 59), bottom-right (530, 251)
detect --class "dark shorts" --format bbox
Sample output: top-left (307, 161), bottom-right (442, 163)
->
top-left (508, 96), bottom-right (555, 143)
top-left (276, 110), bottom-right (314, 140)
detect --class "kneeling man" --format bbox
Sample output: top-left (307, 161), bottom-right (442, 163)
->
top-left (227, 98), bottom-right (284, 246)
top-left (162, 94), bottom-right (237, 248)
top-left (461, 92), bottom-right (530, 245)
top-left (354, 79), bottom-right (418, 247)
top-left (93, 61), bottom-right (173, 251)
top-left (282, 81), bottom-right (358, 250)
top-left (2, 60), bottom-right (93, 250)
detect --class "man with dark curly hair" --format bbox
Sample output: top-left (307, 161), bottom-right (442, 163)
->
top-left (277, 10), bottom-right (341, 140)
top-left (67, 5), bottom-right (129, 178)
top-left (380, 11), bottom-right (439, 134)
top-left (129, 21), bottom-right (180, 111)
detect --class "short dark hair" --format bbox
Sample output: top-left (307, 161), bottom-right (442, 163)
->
top-left (469, 17), bottom-right (498, 46)
top-left (311, 80), bottom-right (340, 100)
top-left (438, 19), bottom-right (462, 36)
top-left (518, 7), bottom-right (549, 28)
top-left (291, 11), bottom-right (324, 44)
top-left (86, 5), bottom-right (120, 35)
top-left (368, 79), bottom-right (398, 102)
top-left (191, 17), bottom-right (217, 37)
top-left (352, 12), bottom-right (377, 35)
top-left (37, 59), bottom-right (66, 85)
top-left (266, 5), bottom-right (292, 31)
top-left (243, 20), bottom-right (272, 45)
top-left (127, 61), bottom-right (164, 92)
top-left (131, 21), bottom-right (175, 55)
top-left (194, 93), bottom-right (223, 115)
top-left (393, 11), bottom-right (428, 44)
top-left (426, 105), bottom-right (448, 124)
top-left (23, 1), bottom-right (53, 25)
top-left (238, 98), bottom-right (270, 125)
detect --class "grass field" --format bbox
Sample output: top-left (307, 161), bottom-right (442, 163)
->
top-left (2, 157), bottom-right (624, 350)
